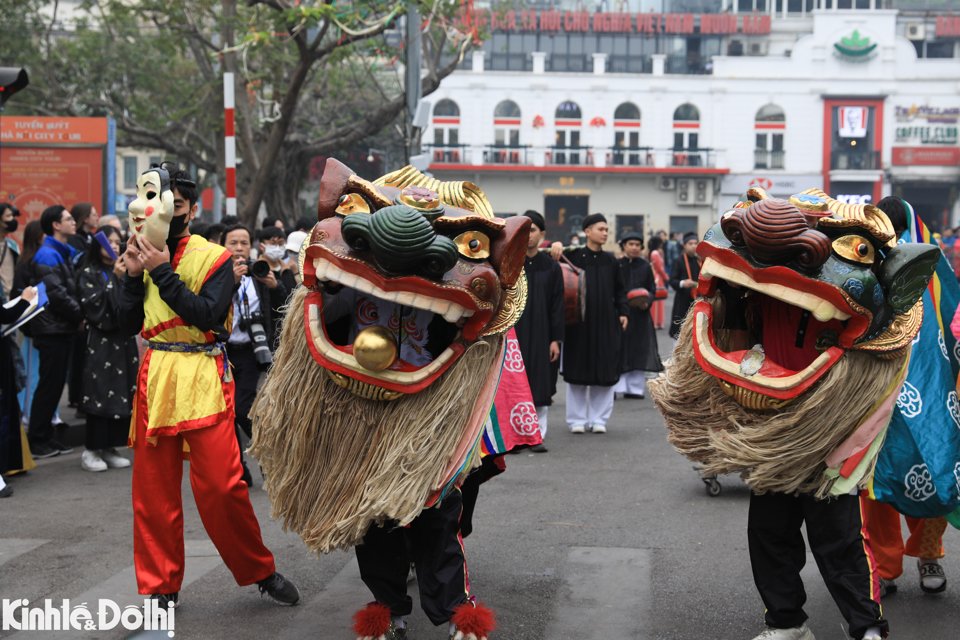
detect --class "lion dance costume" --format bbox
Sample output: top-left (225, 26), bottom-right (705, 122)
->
top-left (650, 188), bottom-right (939, 639)
top-left (250, 161), bottom-right (530, 640)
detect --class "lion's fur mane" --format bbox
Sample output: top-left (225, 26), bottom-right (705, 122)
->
top-left (649, 298), bottom-right (906, 497)
top-left (248, 286), bottom-right (501, 554)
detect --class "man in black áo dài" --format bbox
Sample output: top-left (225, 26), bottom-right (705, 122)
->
top-left (550, 214), bottom-right (628, 434)
top-left (615, 231), bottom-right (662, 399)
top-left (669, 232), bottom-right (701, 341)
top-left (514, 210), bottom-right (564, 453)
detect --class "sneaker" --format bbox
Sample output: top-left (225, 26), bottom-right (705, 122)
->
top-left (81, 450), bottom-right (108, 472)
top-left (388, 623), bottom-right (407, 640)
top-left (751, 624), bottom-right (815, 640)
top-left (0, 484), bottom-right (12, 498)
top-left (919, 558), bottom-right (947, 594)
top-left (590, 423), bottom-right (607, 434)
top-left (150, 592), bottom-right (179, 610)
top-left (29, 441), bottom-right (59, 459)
top-left (100, 448), bottom-right (131, 469)
top-left (530, 444), bottom-right (548, 453)
top-left (257, 571), bottom-right (300, 605)
top-left (879, 577), bottom-right (897, 597)
top-left (50, 439), bottom-right (74, 455)
top-left (51, 413), bottom-right (64, 426)
top-left (570, 424), bottom-right (586, 434)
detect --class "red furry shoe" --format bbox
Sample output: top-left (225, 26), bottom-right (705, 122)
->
top-left (450, 602), bottom-right (497, 640)
top-left (353, 602), bottom-right (406, 640)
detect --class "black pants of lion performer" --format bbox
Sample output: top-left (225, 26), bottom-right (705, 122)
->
top-left (356, 488), bottom-right (469, 626)
top-left (748, 491), bottom-right (888, 640)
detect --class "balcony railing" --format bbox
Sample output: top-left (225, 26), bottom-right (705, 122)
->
top-left (831, 150), bottom-right (881, 171)
top-left (483, 145), bottom-right (534, 165)
top-left (425, 145), bottom-right (726, 170)
top-left (668, 148), bottom-right (718, 168)
top-left (607, 146), bottom-right (655, 167)
top-left (754, 149), bottom-right (785, 170)
top-left (546, 145), bottom-right (592, 166)
top-left (424, 144), bottom-right (470, 165)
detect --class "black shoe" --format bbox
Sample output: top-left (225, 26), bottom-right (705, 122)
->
top-left (0, 485), bottom-right (12, 498)
top-left (257, 571), bottom-right (300, 605)
top-left (150, 592), bottom-right (180, 610)
top-left (623, 393), bottom-right (645, 399)
top-left (530, 444), bottom-right (548, 453)
top-left (51, 439), bottom-right (74, 455)
top-left (240, 461), bottom-right (254, 488)
top-left (30, 442), bottom-right (59, 459)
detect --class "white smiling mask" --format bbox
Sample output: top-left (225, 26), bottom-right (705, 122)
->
top-left (128, 167), bottom-right (175, 249)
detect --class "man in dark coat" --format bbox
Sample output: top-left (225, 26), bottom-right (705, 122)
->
top-left (615, 231), bottom-right (662, 399)
top-left (514, 210), bottom-right (564, 453)
top-left (669, 232), bottom-right (701, 340)
top-left (550, 214), bottom-right (628, 434)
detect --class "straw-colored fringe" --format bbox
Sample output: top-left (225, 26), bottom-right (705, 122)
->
top-left (649, 298), bottom-right (905, 498)
top-left (248, 286), bottom-right (501, 555)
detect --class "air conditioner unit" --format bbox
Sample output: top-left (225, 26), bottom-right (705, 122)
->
top-left (659, 177), bottom-right (676, 191)
top-left (906, 23), bottom-right (926, 41)
top-left (695, 179), bottom-right (711, 204)
top-left (676, 179), bottom-right (692, 205)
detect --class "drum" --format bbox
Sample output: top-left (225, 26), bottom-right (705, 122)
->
top-left (654, 287), bottom-right (668, 300)
top-left (560, 259), bottom-right (586, 325)
top-left (627, 287), bottom-right (651, 309)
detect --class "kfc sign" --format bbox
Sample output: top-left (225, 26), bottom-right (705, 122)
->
top-left (835, 194), bottom-right (872, 204)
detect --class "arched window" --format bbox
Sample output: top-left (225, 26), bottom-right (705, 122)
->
top-left (431, 99), bottom-right (461, 163)
top-left (553, 101), bottom-right (582, 166)
top-left (555, 101), bottom-right (582, 120)
top-left (614, 102), bottom-right (641, 121)
top-left (673, 103), bottom-right (700, 121)
top-left (494, 100), bottom-right (521, 118)
top-left (434, 99), bottom-right (460, 117)
top-left (492, 101), bottom-right (522, 161)
top-left (755, 105), bottom-right (785, 170)
top-left (613, 102), bottom-right (642, 166)
top-left (672, 104), bottom-right (700, 166)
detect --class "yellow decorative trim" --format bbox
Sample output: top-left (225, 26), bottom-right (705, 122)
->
top-left (853, 299), bottom-right (924, 356)
top-left (717, 379), bottom-right (794, 411)
top-left (479, 271), bottom-right (528, 337)
top-left (801, 188), bottom-right (896, 248)
top-left (346, 175), bottom-right (393, 208)
top-left (373, 166), bottom-right (494, 220)
top-left (324, 369), bottom-right (404, 401)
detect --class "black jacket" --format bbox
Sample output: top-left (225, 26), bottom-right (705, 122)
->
top-left (241, 275), bottom-right (288, 351)
top-left (14, 258), bottom-right (83, 337)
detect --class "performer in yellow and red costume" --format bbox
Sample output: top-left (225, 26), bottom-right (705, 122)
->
top-left (119, 162), bottom-right (299, 611)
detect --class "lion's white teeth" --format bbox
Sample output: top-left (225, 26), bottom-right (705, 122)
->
top-left (313, 258), bottom-right (476, 324)
top-left (700, 257), bottom-right (851, 323)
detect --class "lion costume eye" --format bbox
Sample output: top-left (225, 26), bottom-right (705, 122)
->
top-left (335, 193), bottom-right (371, 216)
top-left (453, 230), bottom-right (491, 260)
top-left (832, 235), bottom-right (875, 264)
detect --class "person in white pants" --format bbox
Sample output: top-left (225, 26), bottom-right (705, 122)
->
top-left (565, 383), bottom-right (615, 433)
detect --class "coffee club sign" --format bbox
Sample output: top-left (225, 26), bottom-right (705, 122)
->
top-left (895, 105), bottom-right (959, 145)
top-left (459, 8), bottom-right (771, 35)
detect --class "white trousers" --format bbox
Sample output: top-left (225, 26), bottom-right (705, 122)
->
top-left (614, 371), bottom-right (646, 396)
top-left (536, 405), bottom-right (549, 438)
top-left (566, 383), bottom-right (615, 428)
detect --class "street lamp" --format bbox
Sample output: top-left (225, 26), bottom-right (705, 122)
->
top-left (367, 148), bottom-right (389, 174)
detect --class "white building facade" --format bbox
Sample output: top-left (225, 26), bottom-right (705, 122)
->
top-left (425, 2), bottom-right (960, 248)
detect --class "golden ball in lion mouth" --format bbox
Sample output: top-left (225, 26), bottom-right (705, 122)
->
top-left (353, 325), bottom-right (399, 371)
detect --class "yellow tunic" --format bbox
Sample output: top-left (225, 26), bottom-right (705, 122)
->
top-left (128, 235), bottom-right (234, 450)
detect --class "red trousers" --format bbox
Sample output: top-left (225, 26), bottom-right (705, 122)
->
top-left (131, 417), bottom-right (275, 594)
top-left (862, 499), bottom-right (946, 580)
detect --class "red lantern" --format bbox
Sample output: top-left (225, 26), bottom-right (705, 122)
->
top-left (532, 115), bottom-right (545, 129)
top-left (590, 116), bottom-right (607, 127)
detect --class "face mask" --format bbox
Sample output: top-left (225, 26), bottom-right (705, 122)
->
top-left (4, 219), bottom-right (17, 233)
top-left (263, 245), bottom-right (286, 262)
top-left (128, 169), bottom-right (174, 248)
top-left (168, 214), bottom-right (189, 238)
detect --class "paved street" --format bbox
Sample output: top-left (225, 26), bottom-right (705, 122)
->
top-left (2, 330), bottom-right (959, 639)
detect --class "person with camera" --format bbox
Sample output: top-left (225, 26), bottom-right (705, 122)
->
top-left (119, 164), bottom-right (299, 611)
top-left (221, 224), bottom-right (288, 487)
top-left (256, 226), bottom-right (297, 345)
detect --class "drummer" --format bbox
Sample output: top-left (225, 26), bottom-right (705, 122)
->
top-left (549, 214), bottom-right (629, 435)
top-left (614, 231), bottom-right (663, 400)
top-left (514, 210), bottom-right (565, 453)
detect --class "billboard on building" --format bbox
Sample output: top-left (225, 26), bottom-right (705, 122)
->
top-left (0, 116), bottom-right (115, 241)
